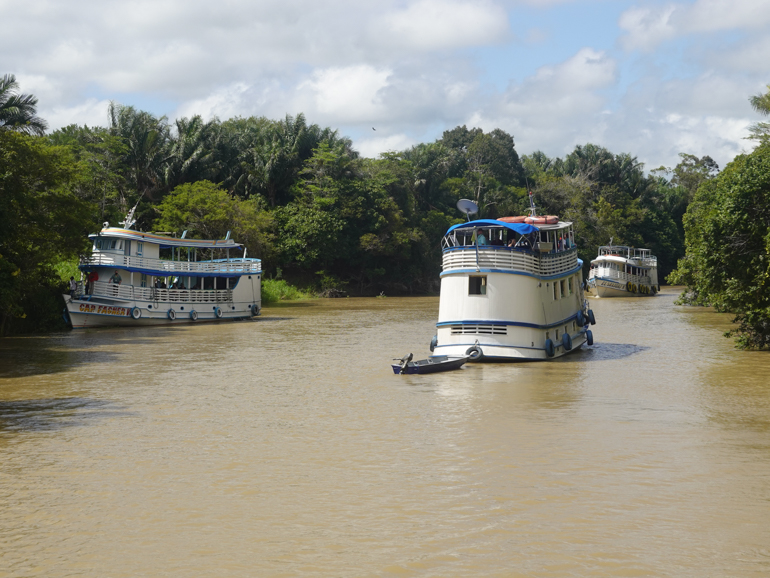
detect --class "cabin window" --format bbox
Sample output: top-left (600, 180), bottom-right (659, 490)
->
top-left (137, 242), bottom-right (143, 256)
top-left (469, 276), bottom-right (487, 295)
top-left (140, 273), bottom-right (147, 288)
top-left (560, 279), bottom-right (566, 298)
top-left (568, 277), bottom-right (573, 295)
top-left (94, 238), bottom-right (117, 250)
top-left (553, 282), bottom-right (558, 300)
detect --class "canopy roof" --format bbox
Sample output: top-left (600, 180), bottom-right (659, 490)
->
top-left (446, 219), bottom-right (539, 236)
top-left (90, 228), bottom-right (242, 249)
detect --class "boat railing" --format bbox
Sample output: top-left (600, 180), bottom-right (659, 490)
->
top-left (590, 267), bottom-right (652, 284)
top-left (442, 246), bottom-right (578, 277)
top-left (80, 253), bottom-right (262, 274)
top-left (87, 281), bottom-right (234, 303)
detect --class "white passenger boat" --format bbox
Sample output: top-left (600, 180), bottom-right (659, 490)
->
top-left (64, 216), bottom-right (262, 328)
top-left (586, 241), bottom-right (659, 298)
top-left (431, 200), bottom-right (596, 361)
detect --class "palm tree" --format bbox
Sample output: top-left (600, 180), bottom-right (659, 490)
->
top-left (750, 85), bottom-right (770, 116)
top-left (0, 74), bottom-right (48, 135)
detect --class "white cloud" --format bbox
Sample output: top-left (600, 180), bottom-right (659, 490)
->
top-left (356, 134), bottom-right (418, 158)
top-left (620, 0), bottom-right (770, 51)
top-left (296, 66), bottom-right (392, 122)
top-left (382, 0), bottom-right (510, 50)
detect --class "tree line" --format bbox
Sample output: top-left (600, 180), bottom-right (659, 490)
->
top-left (2, 73), bottom-right (769, 348)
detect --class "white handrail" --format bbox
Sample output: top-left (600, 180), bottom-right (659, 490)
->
top-left (80, 253), bottom-right (261, 274)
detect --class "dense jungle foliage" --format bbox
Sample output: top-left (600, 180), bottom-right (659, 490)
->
top-left (2, 73), bottom-right (769, 348)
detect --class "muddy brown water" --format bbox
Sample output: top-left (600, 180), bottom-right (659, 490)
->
top-left (1, 287), bottom-right (769, 577)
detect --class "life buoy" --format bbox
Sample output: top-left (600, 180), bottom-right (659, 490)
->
top-left (189, 310), bottom-right (198, 321)
top-left (497, 216), bottom-right (527, 223)
top-left (430, 335), bottom-right (438, 352)
top-left (586, 329), bottom-right (594, 346)
top-left (465, 345), bottom-right (484, 360)
top-left (587, 309), bottom-right (596, 325)
top-left (214, 307), bottom-right (223, 319)
top-left (250, 304), bottom-right (260, 317)
top-left (524, 215), bottom-right (559, 225)
top-left (544, 338), bottom-right (555, 358)
top-left (562, 332), bottom-right (573, 351)
top-left (131, 307), bottom-right (141, 320)
top-left (167, 309), bottom-right (176, 321)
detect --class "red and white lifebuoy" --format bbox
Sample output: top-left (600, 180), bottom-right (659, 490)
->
top-left (524, 215), bottom-right (559, 225)
top-left (497, 216), bottom-right (528, 223)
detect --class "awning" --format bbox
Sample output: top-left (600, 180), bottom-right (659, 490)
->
top-left (446, 219), bottom-right (539, 236)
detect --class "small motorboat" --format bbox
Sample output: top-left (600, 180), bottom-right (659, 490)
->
top-left (391, 353), bottom-right (468, 375)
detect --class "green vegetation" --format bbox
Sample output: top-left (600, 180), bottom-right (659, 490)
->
top-left (261, 278), bottom-right (313, 303)
top-left (3, 74), bottom-right (770, 348)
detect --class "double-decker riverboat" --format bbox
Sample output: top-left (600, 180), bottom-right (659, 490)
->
top-left (431, 201), bottom-right (596, 361)
top-left (64, 217), bottom-right (262, 328)
top-left (586, 242), bottom-right (659, 298)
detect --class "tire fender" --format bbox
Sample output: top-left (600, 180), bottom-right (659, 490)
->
top-left (586, 329), bottom-right (594, 346)
top-left (587, 309), bottom-right (596, 325)
top-left (189, 310), bottom-right (198, 321)
top-left (214, 307), bottom-right (223, 319)
top-left (167, 309), bottom-right (176, 321)
top-left (430, 335), bottom-right (438, 352)
top-left (131, 307), bottom-right (141, 320)
top-left (544, 338), bottom-right (555, 358)
top-left (562, 332), bottom-right (573, 351)
top-left (465, 345), bottom-right (483, 360)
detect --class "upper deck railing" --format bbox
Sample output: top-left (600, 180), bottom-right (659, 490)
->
top-left (81, 281), bottom-right (234, 303)
top-left (80, 253), bottom-right (261, 275)
top-left (597, 246), bottom-right (657, 267)
top-left (442, 245), bottom-right (579, 278)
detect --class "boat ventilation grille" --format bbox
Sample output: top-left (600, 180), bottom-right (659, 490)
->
top-left (450, 325), bottom-right (507, 335)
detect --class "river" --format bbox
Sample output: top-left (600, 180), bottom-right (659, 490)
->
top-left (1, 287), bottom-right (769, 577)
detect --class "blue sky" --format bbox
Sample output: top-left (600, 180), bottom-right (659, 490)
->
top-left (3, 0), bottom-right (769, 171)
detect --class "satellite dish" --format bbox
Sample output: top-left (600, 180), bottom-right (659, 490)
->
top-left (456, 199), bottom-right (479, 221)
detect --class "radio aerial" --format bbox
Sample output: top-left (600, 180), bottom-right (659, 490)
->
top-left (456, 199), bottom-right (479, 222)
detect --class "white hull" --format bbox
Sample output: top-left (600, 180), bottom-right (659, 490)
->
top-left (586, 277), bottom-right (657, 298)
top-left (435, 257), bottom-right (590, 361)
top-left (65, 296), bottom-right (257, 328)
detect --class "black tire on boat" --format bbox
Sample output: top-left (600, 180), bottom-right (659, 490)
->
top-left (430, 335), bottom-right (438, 352)
top-left (587, 309), bottom-right (596, 325)
top-left (132, 307), bottom-right (141, 320)
top-left (586, 329), bottom-right (594, 346)
top-left (465, 346), bottom-right (483, 360)
top-left (577, 310), bottom-right (586, 326)
top-left (545, 338), bottom-right (555, 358)
top-left (562, 332), bottom-right (573, 351)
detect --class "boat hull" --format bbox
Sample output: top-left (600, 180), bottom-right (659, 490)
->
top-left (64, 295), bottom-right (258, 328)
top-left (435, 268), bottom-right (590, 361)
top-left (587, 277), bottom-right (657, 298)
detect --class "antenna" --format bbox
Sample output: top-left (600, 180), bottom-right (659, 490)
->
top-left (119, 200), bottom-right (140, 230)
top-left (525, 180), bottom-right (538, 217)
top-left (456, 199), bottom-right (479, 222)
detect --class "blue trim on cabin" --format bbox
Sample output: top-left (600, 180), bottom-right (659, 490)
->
top-left (439, 264), bottom-right (583, 281)
top-left (437, 312), bottom-right (580, 330)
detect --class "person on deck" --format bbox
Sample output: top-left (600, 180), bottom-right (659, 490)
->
top-left (69, 277), bottom-right (77, 297)
top-left (476, 229), bottom-right (488, 245)
top-left (110, 271), bottom-right (122, 284)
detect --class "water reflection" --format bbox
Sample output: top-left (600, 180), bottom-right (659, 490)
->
top-left (0, 397), bottom-right (128, 432)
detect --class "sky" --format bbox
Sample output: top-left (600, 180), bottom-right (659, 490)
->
top-left (3, 0), bottom-right (770, 171)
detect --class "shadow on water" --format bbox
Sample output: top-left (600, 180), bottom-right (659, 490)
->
top-left (0, 397), bottom-right (130, 433)
top-left (553, 342), bottom-right (649, 363)
top-left (0, 338), bottom-right (123, 379)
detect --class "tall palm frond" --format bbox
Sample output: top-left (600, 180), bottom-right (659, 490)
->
top-left (0, 74), bottom-right (48, 135)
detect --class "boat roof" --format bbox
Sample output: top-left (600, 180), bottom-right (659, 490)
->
top-left (446, 219), bottom-right (540, 236)
top-left (89, 227), bottom-right (242, 249)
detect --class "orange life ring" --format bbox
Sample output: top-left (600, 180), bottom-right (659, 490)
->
top-left (524, 215), bottom-right (559, 225)
top-left (498, 216), bottom-right (528, 223)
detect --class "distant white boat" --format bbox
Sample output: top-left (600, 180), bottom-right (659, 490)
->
top-left (64, 218), bottom-right (262, 328)
top-left (586, 242), bottom-right (659, 298)
top-left (430, 200), bottom-right (596, 361)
